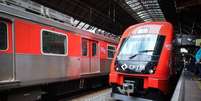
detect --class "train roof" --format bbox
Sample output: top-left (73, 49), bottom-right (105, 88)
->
top-left (121, 22), bottom-right (173, 38)
top-left (0, 2), bottom-right (118, 44)
top-left (126, 21), bottom-right (172, 30)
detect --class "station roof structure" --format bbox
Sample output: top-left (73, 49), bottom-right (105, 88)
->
top-left (176, 0), bottom-right (201, 35)
top-left (31, 0), bottom-right (201, 36)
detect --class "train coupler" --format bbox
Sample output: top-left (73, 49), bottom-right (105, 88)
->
top-left (123, 81), bottom-right (135, 96)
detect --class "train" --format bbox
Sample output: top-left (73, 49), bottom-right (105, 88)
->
top-left (109, 22), bottom-right (175, 101)
top-left (0, 1), bottom-right (118, 101)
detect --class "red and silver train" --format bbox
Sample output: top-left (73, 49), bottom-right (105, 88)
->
top-left (0, 2), bottom-right (117, 101)
top-left (109, 22), bottom-right (174, 100)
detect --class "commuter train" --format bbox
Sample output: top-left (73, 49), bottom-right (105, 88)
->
top-left (109, 22), bottom-right (174, 101)
top-left (0, 2), bottom-right (117, 101)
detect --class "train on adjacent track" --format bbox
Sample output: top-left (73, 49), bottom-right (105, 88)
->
top-left (109, 22), bottom-right (177, 101)
top-left (0, 2), bottom-right (117, 101)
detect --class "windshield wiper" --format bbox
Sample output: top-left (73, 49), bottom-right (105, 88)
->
top-left (138, 50), bottom-right (154, 53)
top-left (129, 50), bottom-right (154, 59)
top-left (129, 54), bottom-right (138, 59)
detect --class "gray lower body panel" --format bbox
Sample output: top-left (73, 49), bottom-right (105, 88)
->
top-left (0, 54), bottom-right (13, 81)
top-left (0, 54), bottom-right (112, 89)
top-left (16, 54), bottom-right (81, 82)
top-left (15, 55), bottom-right (111, 85)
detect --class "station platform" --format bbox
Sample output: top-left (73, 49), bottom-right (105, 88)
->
top-left (171, 70), bottom-right (201, 101)
top-left (62, 70), bottom-right (201, 101)
top-left (60, 70), bottom-right (201, 101)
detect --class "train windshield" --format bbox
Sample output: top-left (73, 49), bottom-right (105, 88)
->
top-left (116, 34), bottom-right (165, 74)
top-left (117, 34), bottom-right (165, 61)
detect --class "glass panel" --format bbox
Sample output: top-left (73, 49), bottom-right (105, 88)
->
top-left (92, 42), bottom-right (97, 56)
top-left (82, 39), bottom-right (88, 56)
top-left (108, 46), bottom-right (115, 50)
top-left (42, 30), bottom-right (67, 55)
top-left (117, 34), bottom-right (165, 61)
top-left (108, 51), bottom-right (114, 58)
top-left (115, 34), bottom-right (166, 74)
top-left (0, 22), bottom-right (7, 50)
top-left (108, 45), bottom-right (115, 58)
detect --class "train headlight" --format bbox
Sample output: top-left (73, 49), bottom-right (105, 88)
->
top-left (149, 69), bottom-right (154, 74)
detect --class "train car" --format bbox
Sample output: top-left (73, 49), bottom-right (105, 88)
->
top-left (0, 1), bottom-right (117, 101)
top-left (109, 22), bottom-right (174, 101)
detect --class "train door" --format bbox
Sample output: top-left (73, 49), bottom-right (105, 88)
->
top-left (90, 41), bottom-right (100, 73)
top-left (81, 38), bottom-right (100, 74)
top-left (81, 38), bottom-right (90, 74)
top-left (0, 18), bottom-right (14, 82)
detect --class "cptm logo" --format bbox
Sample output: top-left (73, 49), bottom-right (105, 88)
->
top-left (121, 64), bottom-right (145, 72)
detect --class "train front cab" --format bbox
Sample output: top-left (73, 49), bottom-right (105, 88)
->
top-left (109, 22), bottom-right (173, 101)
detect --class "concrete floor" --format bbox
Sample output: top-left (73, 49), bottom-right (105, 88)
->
top-left (67, 88), bottom-right (115, 101)
top-left (183, 71), bottom-right (201, 101)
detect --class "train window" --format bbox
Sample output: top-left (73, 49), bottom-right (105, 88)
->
top-left (42, 30), bottom-right (67, 55)
top-left (0, 22), bottom-right (7, 50)
top-left (108, 45), bottom-right (116, 59)
top-left (92, 42), bottom-right (97, 56)
top-left (82, 39), bottom-right (88, 56)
